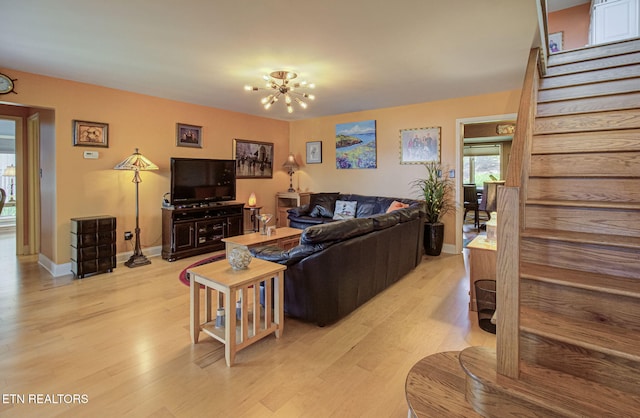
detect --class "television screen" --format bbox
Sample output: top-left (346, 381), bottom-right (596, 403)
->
top-left (170, 158), bottom-right (236, 206)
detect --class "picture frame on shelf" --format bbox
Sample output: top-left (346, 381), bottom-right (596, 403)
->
top-left (549, 31), bottom-right (563, 53)
top-left (306, 141), bottom-right (322, 164)
top-left (73, 120), bottom-right (109, 147)
top-left (233, 138), bottom-right (274, 179)
top-left (176, 123), bottom-right (202, 148)
top-left (399, 126), bottom-right (440, 164)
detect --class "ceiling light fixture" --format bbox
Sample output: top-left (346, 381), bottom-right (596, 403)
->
top-left (245, 71), bottom-right (315, 114)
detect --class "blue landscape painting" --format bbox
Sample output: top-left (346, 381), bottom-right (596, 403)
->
top-left (335, 120), bottom-right (377, 169)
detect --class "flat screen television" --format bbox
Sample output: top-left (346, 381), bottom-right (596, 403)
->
top-left (170, 158), bottom-right (236, 206)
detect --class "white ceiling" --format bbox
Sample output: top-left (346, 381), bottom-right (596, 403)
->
top-left (0, 0), bottom-right (541, 121)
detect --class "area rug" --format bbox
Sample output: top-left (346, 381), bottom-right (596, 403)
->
top-left (178, 253), bottom-right (226, 287)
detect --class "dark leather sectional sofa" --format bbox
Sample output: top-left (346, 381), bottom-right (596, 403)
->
top-left (251, 193), bottom-right (425, 326)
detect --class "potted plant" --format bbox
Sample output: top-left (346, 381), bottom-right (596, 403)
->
top-left (411, 161), bottom-right (455, 256)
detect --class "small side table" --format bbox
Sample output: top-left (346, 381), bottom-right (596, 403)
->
top-left (189, 258), bottom-right (286, 367)
top-left (243, 206), bottom-right (262, 233)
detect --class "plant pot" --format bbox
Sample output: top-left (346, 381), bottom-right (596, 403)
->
top-left (423, 222), bottom-right (444, 256)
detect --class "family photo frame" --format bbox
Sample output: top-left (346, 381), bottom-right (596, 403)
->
top-left (399, 126), bottom-right (441, 164)
top-left (73, 120), bottom-right (109, 147)
top-left (176, 123), bottom-right (202, 148)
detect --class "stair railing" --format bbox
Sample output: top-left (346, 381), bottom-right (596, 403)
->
top-left (496, 48), bottom-right (540, 378)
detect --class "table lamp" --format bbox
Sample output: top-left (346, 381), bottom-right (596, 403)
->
top-left (282, 153), bottom-right (299, 192)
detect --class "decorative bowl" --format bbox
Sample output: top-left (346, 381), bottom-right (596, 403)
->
top-left (228, 247), bottom-right (252, 270)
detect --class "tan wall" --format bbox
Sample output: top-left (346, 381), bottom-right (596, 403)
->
top-left (289, 90), bottom-right (521, 247)
top-left (0, 67), bottom-right (290, 264)
top-left (548, 3), bottom-right (591, 51)
top-left (1, 66), bottom-right (521, 264)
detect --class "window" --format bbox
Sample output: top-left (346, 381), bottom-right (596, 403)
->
top-left (463, 144), bottom-right (501, 186)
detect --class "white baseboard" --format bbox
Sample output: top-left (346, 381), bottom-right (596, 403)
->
top-left (442, 243), bottom-right (457, 254)
top-left (38, 245), bottom-right (163, 277)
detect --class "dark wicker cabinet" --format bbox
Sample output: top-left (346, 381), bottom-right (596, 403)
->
top-left (71, 215), bottom-right (116, 278)
top-left (162, 203), bottom-right (244, 261)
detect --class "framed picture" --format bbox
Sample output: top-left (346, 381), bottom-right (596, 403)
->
top-left (306, 141), bottom-right (322, 164)
top-left (335, 120), bottom-right (377, 169)
top-left (399, 126), bottom-right (441, 164)
top-left (176, 123), bottom-right (202, 148)
top-left (549, 32), bottom-right (563, 53)
top-left (233, 139), bottom-right (274, 179)
top-left (73, 120), bottom-right (108, 147)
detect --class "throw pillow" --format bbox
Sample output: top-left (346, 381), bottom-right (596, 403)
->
top-left (386, 200), bottom-right (409, 213)
top-left (310, 204), bottom-right (333, 218)
top-left (308, 193), bottom-right (340, 218)
top-left (333, 200), bottom-right (358, 220)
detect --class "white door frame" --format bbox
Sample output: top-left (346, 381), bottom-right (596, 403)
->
top-left (455, 113), bottom-right (517, 254)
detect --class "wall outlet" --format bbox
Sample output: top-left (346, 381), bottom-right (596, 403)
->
top-left (124, 231), bottom-right (133, 240)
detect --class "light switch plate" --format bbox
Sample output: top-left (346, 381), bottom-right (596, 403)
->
top-left (83, 151), bottom-right (99, 159)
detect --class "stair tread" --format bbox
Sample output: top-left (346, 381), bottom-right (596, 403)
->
top-left (526, 199), bottom-right (640, 210)
top-left (521, 262), bottom-right (640, 299)
top-left (405, 351), bottom-right (482, 417)
top-left (460, 346), bottom-right (640, 417)
top-left (520, 307), bottom-right (640, 361)
top-left (537, 91), bottom-right (640, 117)
top-left (538, 77), bottom-right (640, 103)
top-left (521, 228), bottom-right (640, 249)
top-left (532, 129), bottom-right (640, 155)
top-left (534, 109), bottom-right (640, 135)
top-left (540, 63), bottom-right (640, 90)
top-left (547, 38), bottom-right (640, 67)
top-left (546, 51), bottom-right (640, 77)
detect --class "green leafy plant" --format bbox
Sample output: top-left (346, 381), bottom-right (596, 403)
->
top-left (411, 161), bottom-right (455, 224)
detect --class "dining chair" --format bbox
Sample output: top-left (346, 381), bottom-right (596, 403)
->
top-left (0, 188), bottom-right (6, 214)
top-left (463, 184), bottom-right (479, 230)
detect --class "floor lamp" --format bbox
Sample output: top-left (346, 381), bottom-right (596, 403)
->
top-left (114, 148), bottom-right (158, 268)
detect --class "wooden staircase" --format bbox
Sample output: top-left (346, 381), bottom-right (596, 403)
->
top-left (457, 38), bottom-right (640, 417)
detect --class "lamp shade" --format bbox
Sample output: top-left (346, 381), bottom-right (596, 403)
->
top-left (114, 148), bottom-right (158, 172)
top-left (282, 153), bottom-right (299, 172)
top-left (3, 164), bottom-right (15, 177)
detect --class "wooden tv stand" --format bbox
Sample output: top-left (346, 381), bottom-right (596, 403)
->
top-left (161, 202), bottom-right (244, 261)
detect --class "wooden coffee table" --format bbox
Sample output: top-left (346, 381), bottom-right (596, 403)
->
top-left (189, 257), bottom-right (286, 367)
top-left (221, 226), bottom-right (302, 258)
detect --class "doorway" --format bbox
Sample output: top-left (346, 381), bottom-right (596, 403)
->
top-left (455, 113), bottom-right (516, 254)
top-left (0, 118), bottom-right (17, 257)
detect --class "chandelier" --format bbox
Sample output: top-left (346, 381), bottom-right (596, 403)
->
top-left (244, 70), bottom-right (315, 113)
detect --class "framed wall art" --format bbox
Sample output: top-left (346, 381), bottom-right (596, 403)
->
top-left (306, 141), bottom-right (322, 164)
top-left (73, 120), bottom-right (109, 147)
top-left (176, 123), bottom-right (202, 148)
top-left (399, 126), bottom-right (440, 164)
top-left (549, 31), bottom-right (563, 53)
top-left (335, 119), bottom-right (377, 169)
top-left (233, 138), bottom-right (274, 179)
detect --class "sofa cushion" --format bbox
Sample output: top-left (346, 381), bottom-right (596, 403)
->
top-left (355, 202), bottom-right (377, 218)
top-left (301, 217), bottom-right (374, 245)
top-left (250, 243), bottom-right (328, 265)
top-left (333, 200), bottom-right (357, 220)
top-left (370, 212), bottom-right (400, 230)
top-left (396, 205), bottom-right (421, 223)
top-left (308, 193), bottom-right (340, 218)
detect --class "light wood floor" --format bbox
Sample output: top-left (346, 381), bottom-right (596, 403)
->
top-left (0, 235), bottom-right (495, 418)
